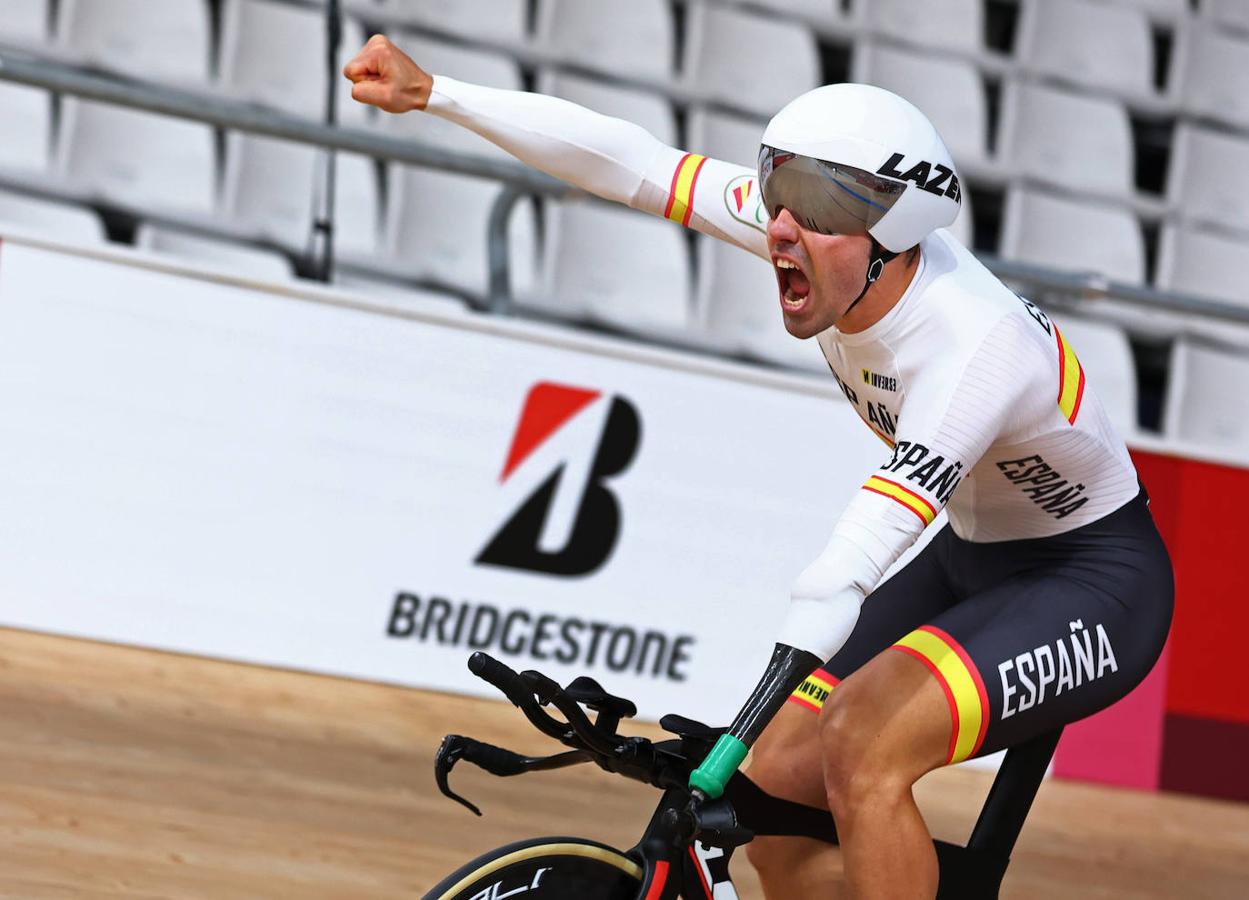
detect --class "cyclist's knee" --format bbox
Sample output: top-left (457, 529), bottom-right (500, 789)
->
top-left (819, 682), bottom-right (911, 814)
top-left (743, 704), bottom-right (826, 808)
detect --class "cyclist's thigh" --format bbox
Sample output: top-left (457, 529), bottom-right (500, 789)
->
top-left (890, 529), bottom-right (1172, 762)
top-left (746, 527), bottom-right (959, 804)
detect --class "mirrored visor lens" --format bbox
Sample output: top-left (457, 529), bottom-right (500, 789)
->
top-left (758, 145), bottom-right (906, 235)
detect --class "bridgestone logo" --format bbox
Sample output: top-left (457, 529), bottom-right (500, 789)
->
top-left (386, 592), bottom-right (695, 681)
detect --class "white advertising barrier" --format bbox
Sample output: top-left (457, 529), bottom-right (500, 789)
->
top-left (0, 236), bottom-right (924, 726)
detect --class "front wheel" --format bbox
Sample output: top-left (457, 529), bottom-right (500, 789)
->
top-left (423, 836), bottom-right (643, 900)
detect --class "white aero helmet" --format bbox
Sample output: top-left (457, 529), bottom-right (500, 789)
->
top-left (758, 83), bottom-right (961, 254)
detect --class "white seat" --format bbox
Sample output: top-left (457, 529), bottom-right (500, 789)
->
top-left (1154, 223), bottom-right (1249, 309)
top-left (1174, 24), bottom-right (1249, 131)
top-left (1164, 338), bottom-right (1249, 454)
top-left (56, 99), bottom-right (216, 217)
top-left (684, 2), bottom-right (820, 117)
top-left (135, 224), bottom-right (294, 280)
top-left (999, 187), bottom-right (1145, 285)
top-left (536, 70), bottom-right (677, 147)
top-left (862, 0), bottom-right (984, 57)
top-left (220, 133), bottom-right (379, 254)
top-left (525, 202), bottom-right (690, 334)
top-left (1166, 125), bottom-right (1249, 234)
top-left (374, 0), bottom-right (527, 44)
top-left (534, 0), bottom-right (673, 82)
top-left (1202, 0), bottom-right (1249, 34)
top-left (219, 0), bottom-right (366, 122)
top-left (851, 42), bottom-right (990, 171)
top-left (0, 0), bottom-right (49, 45)
top-left (1048, 313), bottom-right (1140, 438)
top-left (734, 0), bottom-right (848, 24)
top-left (695, 237), bottom-right (827, 373)
top-left (0, 191), bottom-right (105, 244)
top-left (384, 168), bottom-right (537, 299)
top-left (57, 0), bottom-right (211, 85)
top-left (686, 108), bottom-right (765, 170)
top-left (379, 35), bottom-right (522, 160)
top-left (1015, 0), bottom-right (1154, 99)
top-left (997, 80), bottom-right (1134, 199)
top-left (0, 84), bottom-right (52, 173)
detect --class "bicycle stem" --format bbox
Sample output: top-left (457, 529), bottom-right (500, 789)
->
top-left (688, 643), bottom-right (822, 799)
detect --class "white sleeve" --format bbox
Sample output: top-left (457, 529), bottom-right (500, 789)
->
top-left (425, 75), bottom-right (770, 259)
top-left (776, 315), bottom-right (1049, 660)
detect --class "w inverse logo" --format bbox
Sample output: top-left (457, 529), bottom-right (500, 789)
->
top-left (476, 382), bottom-right (641, 577)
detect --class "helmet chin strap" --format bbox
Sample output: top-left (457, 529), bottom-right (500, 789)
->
top-left (843, 237), bottom-right (898, 318)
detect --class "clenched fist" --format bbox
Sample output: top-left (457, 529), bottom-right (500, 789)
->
top-left (343, 34), bottom-right (432, 114)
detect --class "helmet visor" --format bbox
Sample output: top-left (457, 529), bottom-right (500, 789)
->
top-left (758, 144), bottom-right (906, 236)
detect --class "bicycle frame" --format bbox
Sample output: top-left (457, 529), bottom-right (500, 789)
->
top-left (434, 652), bottom-right (1059, 900)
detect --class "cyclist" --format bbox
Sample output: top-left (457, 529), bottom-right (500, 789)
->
top-left (345, 35), bottom-right (1174, 899)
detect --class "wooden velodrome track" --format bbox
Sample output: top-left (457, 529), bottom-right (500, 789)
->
top-left (2, 628), bottom-right (1247, 898)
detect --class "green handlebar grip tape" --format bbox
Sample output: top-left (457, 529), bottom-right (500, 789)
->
top-left (688, 734), bottom-right (749, 799)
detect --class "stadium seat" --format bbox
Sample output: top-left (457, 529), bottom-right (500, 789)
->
top-left (0, 190), bottom-right (106, 245)
top-left (0, 84), bottom-right (52, 174)
top-left (384, 168), bottom-right (538, 300)
top-left (526, 202), bottom-right (690, 333)
top-left (1048, 312), bottom-right (1140, 438)
top-left (57, 0), bottom-right (211, 85)
top-left (533, 0), bottom-right (674, 82)
top-left (220, 134), bottom-right (379, 254)
top-left (686, 107), bottom-right (766, 169)
top-left (684, 2), bottom-right (820, 117)
top-left (1174, 24), bottom-right (1249, 132)
top-left (536, 71), bottom-right (677, 147)
top-left (733, 0), bottom-right (848, 25)
top-left (134, 224), bottom-right (294, 280)
top-left (861, 0), bottom-right (984, 57)
top-left (999, 187), bottom-right (1145, 285)
top-left (997, 80), bottom-right (1134, 199)
top-left (695, 237), bottom-right (827, 373)
top-left (1201, 0), bottom-right (1249, 34)
top-left (380, 34), bottom-right (523, 160)
top-left (1163, 338), bottom-right (1249, 454)
top-left (219, 0), bottom-right (366, 122)
top-left (851, 42), bottom-right (991, 172)
top-left (374, 0), bottom-right (527, 45)
top-left (1014, 0), bottom-right (1154, 99)
top-left (1106, 0), bottom-right (1190, 22)
top-left (56, 99), bottom-right (216, 217)
top-left (0, 0), bottom-right (49, 45)
top-left (1166, 125), bottom-right (1249, 234)
top-left (1154, 223), bottom-right (1249, 310)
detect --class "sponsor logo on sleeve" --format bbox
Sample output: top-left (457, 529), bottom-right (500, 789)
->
top-left (723, 173), bottom-right (767, 233)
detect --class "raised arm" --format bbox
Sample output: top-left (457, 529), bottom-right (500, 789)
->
top-left (344, 35), bottom-right (769, 259)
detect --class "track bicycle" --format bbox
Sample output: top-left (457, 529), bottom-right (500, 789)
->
top-left (424, 651), bottom-right (1060, 899)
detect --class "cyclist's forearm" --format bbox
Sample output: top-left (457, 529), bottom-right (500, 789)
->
top-left (426, 75), bottom-right (665, 207)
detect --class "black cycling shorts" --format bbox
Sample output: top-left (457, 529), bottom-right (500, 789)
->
top-left (787, 488), bottom-right (1173, 763)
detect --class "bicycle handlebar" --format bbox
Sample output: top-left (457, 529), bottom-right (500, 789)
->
top-left (467, 652), bottom-right (573, 743)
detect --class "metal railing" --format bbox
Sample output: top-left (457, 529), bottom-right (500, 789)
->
top-left (1, 39), bottom-right (1248, 365)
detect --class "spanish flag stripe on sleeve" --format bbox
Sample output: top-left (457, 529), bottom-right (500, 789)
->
top-left (1055, 327), bottom-right (1085, 425)
top-left (664, 153), bottom-right (707, 226)
top-left (788, 671), bottom-right (839, 713)
top-left (862, 475), bottom-right (937, 526)
top-left (891, 626), bottom-right (988, 763)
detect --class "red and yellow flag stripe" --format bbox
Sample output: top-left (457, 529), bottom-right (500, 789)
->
top-left (892, 626), bottom-right (989, 764)
top-left (863, 475), bottom-right (937, 526)
top-left (788, 670), bottom-right (839, 713)
top-left (1055, 326), bottom-right (1085, 425)
top-left (664, 153), bottom-right (708, 227)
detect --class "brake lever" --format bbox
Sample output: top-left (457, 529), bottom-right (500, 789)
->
top-left (435, 734), bottom-right (482, 816)
top-left (434, 734), bottom-right (596, 816)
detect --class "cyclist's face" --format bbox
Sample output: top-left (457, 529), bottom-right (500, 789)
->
top-left (766, 207), bottom-right (874, 339)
